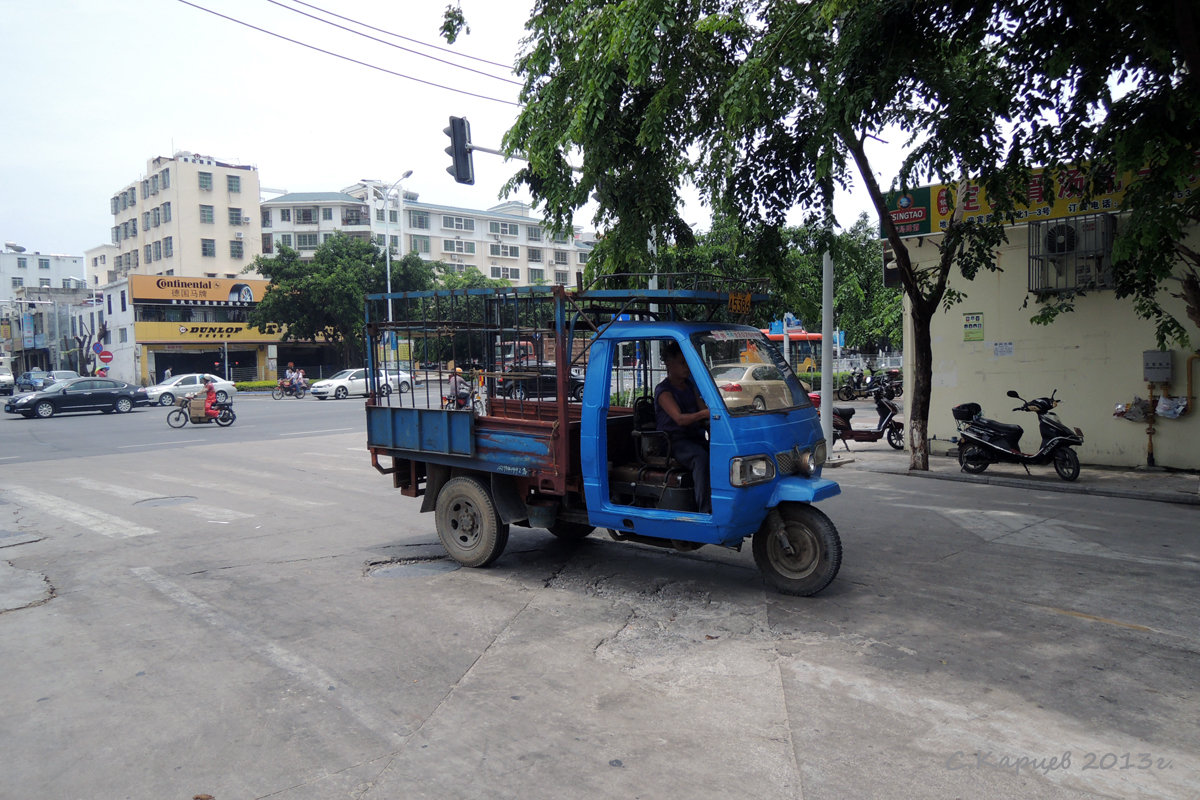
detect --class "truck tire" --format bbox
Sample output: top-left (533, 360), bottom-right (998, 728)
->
top-left (752, 504), bottom-right (841, 596)
top-left (435, 476), bottom-right (510, 567)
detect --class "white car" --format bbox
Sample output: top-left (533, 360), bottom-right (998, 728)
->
top-left (0, 369), bottom-right (13, 396)
top-left (311, 369), bottom-right (410, 400)
top-left (146, 373), bottom-right (237, 406)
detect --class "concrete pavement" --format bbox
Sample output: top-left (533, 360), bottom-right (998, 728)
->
top-left (826, 440), bottom-right (1200, 506)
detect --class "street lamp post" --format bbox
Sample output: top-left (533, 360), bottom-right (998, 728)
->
top-left (364, 171), bottom-right (412, 369)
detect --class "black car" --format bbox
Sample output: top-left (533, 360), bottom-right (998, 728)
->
top-left (15, 369), bottom-right (80, 393)
top-left (4, 377), bottom-right (150, 418)
top-left (496, 363), bottom-right (585, 401)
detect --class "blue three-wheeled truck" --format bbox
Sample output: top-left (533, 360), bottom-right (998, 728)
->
top-left (362, 276), bottom-right (842, 595)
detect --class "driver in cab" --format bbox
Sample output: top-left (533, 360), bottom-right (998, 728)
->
top-left (654, 341), bottom-right (711, 514)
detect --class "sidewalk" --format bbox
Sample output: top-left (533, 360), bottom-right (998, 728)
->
top-left (825, 441), bottom-right (1200, 506)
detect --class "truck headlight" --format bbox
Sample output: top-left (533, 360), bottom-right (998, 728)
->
top-left (729, 454), bottom-right (776, 487)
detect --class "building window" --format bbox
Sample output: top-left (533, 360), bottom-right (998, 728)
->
top-left (578, 252), bottom-right (590, 264)
top-left (279, 233), bottom-right (292, 248)
top-left (527, 247), bottom-right (543, 262)
top-left (152, 207), bottom-right (161, 227)
top-left (38, 257), bottom-right (50, 269)
top-left (489, 244), bottom-right (520, 258)
top-left (39, 277), bottom-right (51, 288)
top-left (141, 180), bottom-right (149, 199)
top-left (153, 240), bottom-right (162, 261)
top-left (144, 245), bottom-right (152, 262)
top-left (410, 235), bottom-right (430, 253)
top-left (162, 202), bottom-right (172, 222)
top-left (376, 208), bottom-right (385, 222)
top-left (131, 218), bottom-right (137, 235)
top-left (227, 174), bottom-right (241, 192)
top-left (528, 267), bottom-right (545, 283)
top-left (161, 168), bottom-right (170, 188)
top-left (491, 266), bottom-right (521, 281)
top-left (441, 215), bottom-right (475, 231)
top-left (389, 210), bottom-right (398, 224)
top-left (229, 207), bottom-right (243, 225)
top-left (163, 237), bottom-right (173, 257)
top-left (443, 239), bottom-right (476, 254)
top-left (200, 205), bottom-right (215, 224)
top-left (118, 328), bottom-right (128, 344)
top-left (552, 232), bottom-right (570, 243)
top-left (390, 235), bottom-right (399, 249)
top-left (128, 188), bottom-right (136, 207)
top-left (555, 270), bottom-right (569, 285)
top-left (527, 226), bottom-right (542, 242)
top-left (296, 233), bottom-right (319, 250)
top-left (280, 208), bottom-right (291, 222)
top-left (409, 210), bottom-right (430, 230)
top-left (120, 290), bottom-right (127, 312)
top-left (322, 233), bottom-right (333, 242)
top-left (143, 211), bottom-right (151, 228)
top-left (554, 250), bottom-right (569, 265)
top-left (10, 277), bottom-right (21, 288)
top-left (262, 233), bottom-right (273, 254)
top-left (151, 174), bottom-right (159, 194)
top-left (489, 221), bottom-right (520, 237)
top-left (295, 206), bottom-right (317, 224)
top-left (230, 240), bottom-right (244, 259)
top-left (322, 207), bottom-right (332, 221)
top-left (199, 171), bottom-right (213, 190)
top-left (110, 196), bottom-right (119, 215)
top-left (262, 209), bottom-right (272, 228)
top-left (16, 257), bottom-right (26, 268)
top-left (201, 239), bottom-right (216, 257)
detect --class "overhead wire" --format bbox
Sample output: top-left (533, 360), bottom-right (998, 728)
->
top-left (261, 0), bottom-right (522, 86)
top-left (174, 0), bottom-right (521, 107)
top-left (289, 0), bottom-right (516, 72)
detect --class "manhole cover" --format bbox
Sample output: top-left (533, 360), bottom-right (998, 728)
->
top-left (134, 496), bottom-right (198, 508)
top-left (368, 556), bottom-right (459, 578)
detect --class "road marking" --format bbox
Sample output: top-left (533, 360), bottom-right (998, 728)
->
top-left (0, 484), bottom-right (156, 538)
top-left (131, 567), bottom-right (404, 746)
top-left (62, 477), bottom-right (252, 522)
top-left (118, 439), bottom-right (205, 448)
top-left (277, 427), bottom-right (357, 436)
top-left (150, 472), bottom-right (330, 507)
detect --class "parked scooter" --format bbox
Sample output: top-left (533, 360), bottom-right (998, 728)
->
top-left (952, 389), bottom-right (1084, 481)
top-left (809, 386), bottom-right (905, 450)
top-left (837, 366), bottom-right (895, 401)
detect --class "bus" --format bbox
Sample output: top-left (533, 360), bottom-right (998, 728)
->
top-left (761, 329), bottom-right (821, 374)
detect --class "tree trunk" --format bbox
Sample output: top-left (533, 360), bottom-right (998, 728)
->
top-left (908, 302), bottom-right (935, 470)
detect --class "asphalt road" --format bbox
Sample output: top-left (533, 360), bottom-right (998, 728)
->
top-left (0, 399), bottom-right (1197, 799)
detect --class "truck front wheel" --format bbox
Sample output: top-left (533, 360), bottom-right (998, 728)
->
top-left (752, 504), bottom-right (841, 596)
top-left (435, 477), bottom-right (510, 567)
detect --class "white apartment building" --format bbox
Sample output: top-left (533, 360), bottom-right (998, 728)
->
top-left (107, 152), bottom-right (263, 283)
top-left (1, 248), bottom-right (85, 304)
top-left (260, 183), bottom-right (592, 288)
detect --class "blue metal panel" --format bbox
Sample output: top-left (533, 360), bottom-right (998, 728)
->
top-left (366, 406), bottom-right (474, 456)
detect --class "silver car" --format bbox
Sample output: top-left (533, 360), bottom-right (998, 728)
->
top-left (146, 373), bottom-right (237, 406)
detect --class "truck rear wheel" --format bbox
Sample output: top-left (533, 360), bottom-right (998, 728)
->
top-left (752, 504), bottom-right (841, 596)
top-left (435, 477), bottom-right (510, 567)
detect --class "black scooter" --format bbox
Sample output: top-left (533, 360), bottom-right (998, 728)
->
top-left (810, 386), bottom-right (905, 450)
top-left (952, 389), bottom-right (1084, 481)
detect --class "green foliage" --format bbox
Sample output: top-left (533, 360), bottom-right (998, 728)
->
top-left (247, 234), bottom-right (434, 365)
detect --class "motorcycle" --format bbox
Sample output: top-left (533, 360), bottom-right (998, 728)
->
top-left (271, 380), bottom-right (307, 400)
top-left (167, 395), bottom-right (235, 428)
top-left (811, 386), bottom-right (904, 450)
top-left (952, 389), bottom-right (1084, 481)
top-left (838, 366), bottom-right (895, 401)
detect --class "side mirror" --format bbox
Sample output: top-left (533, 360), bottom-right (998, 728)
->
top-left (1006, 390), bottom-right (1020, 398)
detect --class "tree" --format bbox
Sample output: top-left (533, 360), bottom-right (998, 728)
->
top-left (247, 234), bottom-right (433, 365)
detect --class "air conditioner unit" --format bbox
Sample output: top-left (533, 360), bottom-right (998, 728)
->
top-left (242, 217), bottom-right (251, 224)
top-left (235, 232), bottom-right (244, 239)
top-left (1043, 214), bottom-right (1115, 257)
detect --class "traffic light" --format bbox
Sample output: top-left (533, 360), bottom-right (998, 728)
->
top-left (444, 116), bottom-right (474, 185)
top-left (882, 237), bottom-right (902, 288)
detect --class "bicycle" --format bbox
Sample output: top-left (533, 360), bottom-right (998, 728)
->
top-left (167, 394), bottom-right (236, 428)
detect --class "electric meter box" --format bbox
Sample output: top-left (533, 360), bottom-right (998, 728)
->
top-left (1143, 350), bottom-right (1173, 383)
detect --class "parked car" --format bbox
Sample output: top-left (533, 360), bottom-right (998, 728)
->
top-left (495, 363), bottom-right (585, 401)
top-left (311, 368), bottom-right (397, 400)
top-left (15, 369), bottom-right (80, 393)
top-left (4, 377), bottom-right (150, 418)
top-left (146, 373), bottom-right (237, 406)
top-left (382, 369), bottom-right (415, 393)
top-left (710, 362), bottom-right (803, 412)
top-left (0, 369), bottom-right (13, 396)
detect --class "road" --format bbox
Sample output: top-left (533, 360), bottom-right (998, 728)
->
top-left (0, 398), bottom-right (1196, 799)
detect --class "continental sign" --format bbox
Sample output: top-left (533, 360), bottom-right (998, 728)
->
top-left (883, 165), bottom-right (1200, 238)
top-left (130, 275), bottom-right (269, 304)
top-left (135, 321), bottom-right (284, 342)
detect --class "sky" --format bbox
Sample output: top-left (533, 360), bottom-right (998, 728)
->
top-left (1, 0), bottom-right (881, 259)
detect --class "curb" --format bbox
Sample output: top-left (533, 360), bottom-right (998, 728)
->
top-left (846, 461), bottom-right (1200, 507)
